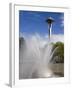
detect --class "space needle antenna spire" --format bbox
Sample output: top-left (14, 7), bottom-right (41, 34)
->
top-left (46, 17), bottom-right (54, 40)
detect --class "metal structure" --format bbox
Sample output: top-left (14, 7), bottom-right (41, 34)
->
top-left (46, 17), bottom-right (54, 39)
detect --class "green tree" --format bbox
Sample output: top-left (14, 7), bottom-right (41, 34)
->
top-left (51, 42), bottom-right (64, 63)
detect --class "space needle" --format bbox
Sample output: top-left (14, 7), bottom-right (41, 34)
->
top-left (46, 17), bottom-right (54, 39)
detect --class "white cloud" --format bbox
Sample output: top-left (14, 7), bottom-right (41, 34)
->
top-left (51, 34), bottom-right (64, 43)
top-left (20, 32), bottom-right (64, 44)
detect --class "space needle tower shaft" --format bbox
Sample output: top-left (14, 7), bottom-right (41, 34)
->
top-left (46, 17), bottom-right (54, 39)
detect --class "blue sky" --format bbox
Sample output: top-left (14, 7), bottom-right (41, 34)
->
top-left (19, 10), bottom-right (64, 36)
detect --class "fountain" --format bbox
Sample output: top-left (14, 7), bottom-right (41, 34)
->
top-left (19, 34), bottom-right (56, 79)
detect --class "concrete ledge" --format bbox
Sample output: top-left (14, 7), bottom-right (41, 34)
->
top-left (48, 63), bottom-right (64, 76)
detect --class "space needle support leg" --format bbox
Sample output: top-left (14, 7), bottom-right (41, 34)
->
top-left (48, 24), bottom-right (52, 40)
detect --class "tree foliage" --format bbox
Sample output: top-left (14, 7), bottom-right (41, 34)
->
top-left (51, 42), bottom-right (64, 63)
